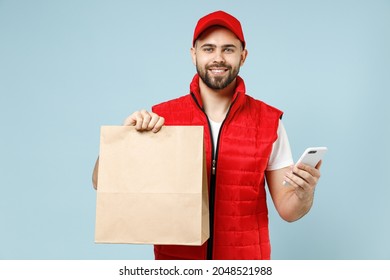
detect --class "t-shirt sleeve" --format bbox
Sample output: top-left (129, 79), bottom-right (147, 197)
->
top-left (267, 119), bottom-right (294, 171)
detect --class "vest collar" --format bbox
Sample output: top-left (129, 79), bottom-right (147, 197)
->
top-left (190, 74), bottom-right (246, 109)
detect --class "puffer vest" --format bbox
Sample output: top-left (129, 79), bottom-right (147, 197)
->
top-left (152, 74), bottom-right (282, 260)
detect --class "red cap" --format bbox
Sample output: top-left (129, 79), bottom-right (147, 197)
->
top-left (193, 10), bottom-right (245, 48)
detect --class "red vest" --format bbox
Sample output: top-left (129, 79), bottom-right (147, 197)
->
top-left (152, 75), bottom-right (282, 260)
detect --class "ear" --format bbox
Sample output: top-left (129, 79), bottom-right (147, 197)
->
top-left (190, 47), bottom-right (197, 66)
top-left (240, 49), bottom-right (248, 67)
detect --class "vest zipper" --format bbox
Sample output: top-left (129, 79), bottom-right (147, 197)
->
top-left (191, 93), bottom-right (236, 260)
top-left (206, 117), bottom-right (224, 260)
top-left (206, 117), bottom-right (217, 260)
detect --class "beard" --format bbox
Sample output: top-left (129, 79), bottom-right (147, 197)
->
top-left (196, 62), bottom-right (240, 90)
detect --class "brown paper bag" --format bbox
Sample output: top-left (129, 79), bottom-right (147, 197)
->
top-left (95, 126), bottom-right (209, 245)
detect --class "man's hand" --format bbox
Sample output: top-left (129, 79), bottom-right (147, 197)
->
top-left (284, 161), bottom-right (322, 201)
top-left (123, 110), bottom-right (165, 132)
top-left (266, 161), bottom-right (322, 222)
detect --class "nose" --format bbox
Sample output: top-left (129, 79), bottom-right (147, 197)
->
top-left (213, 49), bottom-right (225, 63)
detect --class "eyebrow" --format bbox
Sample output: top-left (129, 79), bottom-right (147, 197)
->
top-left (200, 43), bottom-right (238, 49)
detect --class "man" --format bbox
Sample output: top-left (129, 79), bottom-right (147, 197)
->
top-left (92, 10), bottom-right (322, 260)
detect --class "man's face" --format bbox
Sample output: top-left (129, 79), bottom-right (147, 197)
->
top-left (191, 27), bottom-right (247, 90)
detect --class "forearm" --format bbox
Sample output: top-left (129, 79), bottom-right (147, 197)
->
top-left (92, 157), bottom-right (99, 190)
top-left (276, 188), bottom-right (314, 222)
top-left (266, 165), bottom-right (319, 222)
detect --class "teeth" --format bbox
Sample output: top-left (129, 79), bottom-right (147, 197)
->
top-left (211, 69), bottom-right (225, 73)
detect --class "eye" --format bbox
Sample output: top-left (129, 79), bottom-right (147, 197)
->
top-left (224, 48), bottom-right (234, 53)
top-left (202, 47), bottom-right (214, 53)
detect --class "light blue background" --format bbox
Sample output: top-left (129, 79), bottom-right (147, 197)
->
top-left (1, 0), bottom-right (389, 260)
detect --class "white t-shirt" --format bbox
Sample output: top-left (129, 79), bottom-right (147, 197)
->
top-left (209, 119), bottom-right (293, 171)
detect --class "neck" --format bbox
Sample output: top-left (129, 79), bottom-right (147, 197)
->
top-left (199, 78), bottom-right (236, 122)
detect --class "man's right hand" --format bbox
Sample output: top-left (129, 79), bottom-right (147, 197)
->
top-left (123, 110), bottom-right (165, 133)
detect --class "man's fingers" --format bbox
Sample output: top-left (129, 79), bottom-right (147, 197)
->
top-left (315, 160), bottom-right (323, 170)
top-left (140, 110), bottom-right (152, 130)
top-left (152, 116), bottom-right (165, 133)
top-left (147, 112), bottom-right (159, 130)
top-left (294, 164), bottom-right (321, 184)
top-left (123, 110), bottom-right (164, 132)
top-left (123, 114), bottom-right (137, 126)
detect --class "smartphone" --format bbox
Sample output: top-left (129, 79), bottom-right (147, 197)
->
top-left (283, 147), bottom-right (327, 186)
top-left (295, 147), bottom-right (328, 167)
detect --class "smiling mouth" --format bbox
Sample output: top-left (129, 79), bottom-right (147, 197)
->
top-left (208, 68), bottom-right (228, 75)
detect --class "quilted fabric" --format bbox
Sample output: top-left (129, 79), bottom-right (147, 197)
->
top-left (152, 74), bottom-right (282, 260)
